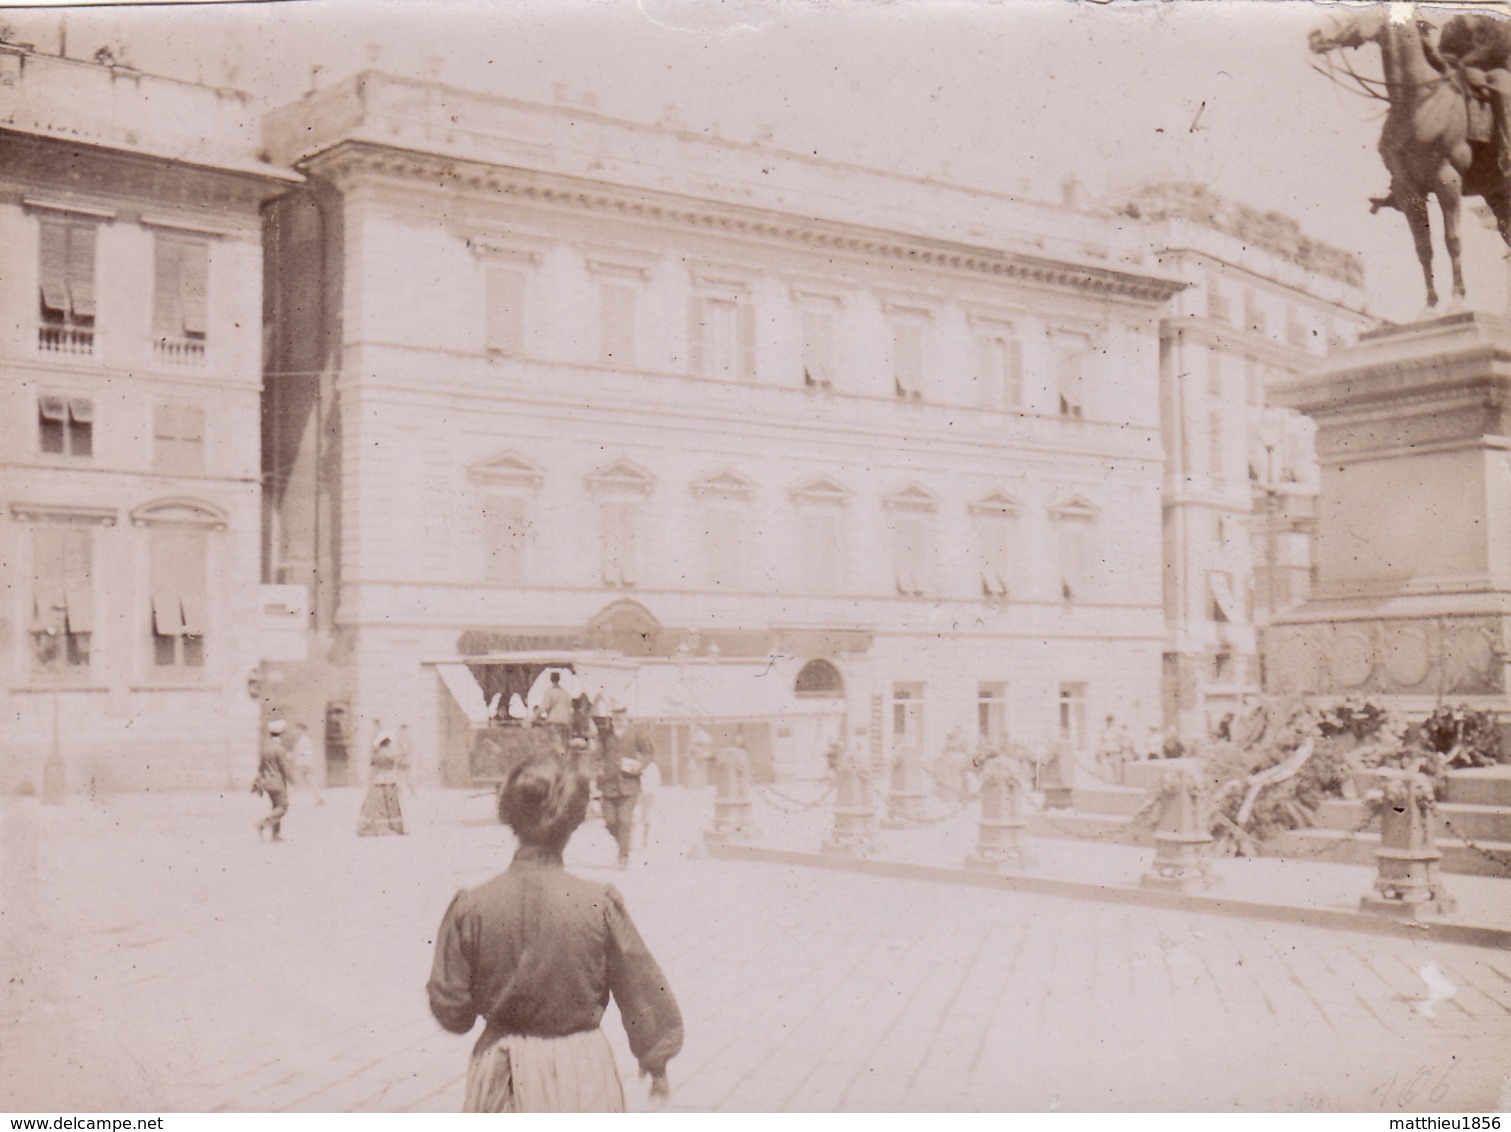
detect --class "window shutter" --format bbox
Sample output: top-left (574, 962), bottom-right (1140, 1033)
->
top-left (485, 495), bottom-right (528, 583)
top-left (740, 301), bottom-right (757, 380)
top-left (66, 223), bottom-right (97, 319)
top-left (39, 220), bottom-right (69, 314)
top-left (150, 530), bottom-right (187, 636)
top-left (153, 236), bottom-right (184, 335)
top-left (62, 528), bottom-right (93, 634)
top-left (975, 336), bottom-right (994, 408)
top-left (180, 240), bottom-right (209, 336)
top-left (619, 504), bottom-right (640, 585)
top-left (178, 534), bottom-right (207, 637)
top-left (1006, 339), bottom-right (1023, 407)
top-left (688, 296), bottom-right (705, 376)
top-left (31, 528), bottom-right (66, 635)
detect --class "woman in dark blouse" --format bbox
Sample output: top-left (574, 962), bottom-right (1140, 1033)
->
top-left (426, 756), bottom-right (683, 1111)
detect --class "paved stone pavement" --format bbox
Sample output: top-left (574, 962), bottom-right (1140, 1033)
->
top-left (2, 784), bottom-right (1510, 1113)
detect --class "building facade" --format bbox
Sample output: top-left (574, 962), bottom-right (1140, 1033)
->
top-left (260, 72), bottom-right (1186, 784)
top-left (0, 42), bottom-right (296, 791)
top-left (1115, 184), bottom-right (1373, 742)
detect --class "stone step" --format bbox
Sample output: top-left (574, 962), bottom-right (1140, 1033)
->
top-left (1444, 766), bottom-right (1511, 807)
top-left (1313, 798), bottom-right (1511, 842)
top-left (1264, 828), bottom-right (1511, 879)
top-left (1027, 809), bottom-right (1145, 845)
top-left (1070, 784), bottom-right (1149, 818)
top-left (1119, 758), bottom-right (1201, 791)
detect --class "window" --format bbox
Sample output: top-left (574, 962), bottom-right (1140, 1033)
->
top-left (1208, 357), bottom-right (1227, 485)
top-left (800, 301), bottom-right (838, 388)
top-left (703, 504), bottom-right (745, 590)
top-left (39, 395), bottom-right (93, 459)
top-left (792, 479), bottom-right (850, 593)
top-left (690, 288), bottom-right (755, 380)
top-left (37, 215), bottom-right (96, 354)
top-left (1245, 291), bottom-right (1268, 335)
top-left (153, 403), bottom-right (205, 474)
top-left (29, 525), bottom-right (93, 677)
top-left (890, 513), bottom-right (932, 596)
top-left (978, 682), bottom-right (1008, 748)
top-left (482, 494), bottom-right (531, 584)
top-left (884, 487), bottom-right (936, 596)
top-left (599, 280), bottom-right (637, 366)
top-left (150, 527), bottom-right (207, 671)
top-left (1052, 500), bottom-right (1098, 602)
top-left (892, 682), bottom-right (925, 754)
top-left (1055, 335), bottom-right (1089, 419)
top-left (972, 496), bottom-right (1018, 598)
top-left (484, 266), bottom-right (526, 355)
top-left (599, 500), bottom-right (641, 587)
top-left (890, 309), bottom-right (927, 399)
top-left (152, 233), bottom-right (208, 364)
top-left (1058, 683), bottom-right (1087, 751)
top-left (975, 327), bottom-right (1022, 410)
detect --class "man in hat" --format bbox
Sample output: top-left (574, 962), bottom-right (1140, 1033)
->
top-left (254, 720), bottom-right (297, 841)
top-left (596, 704), bottom-right (654, 869)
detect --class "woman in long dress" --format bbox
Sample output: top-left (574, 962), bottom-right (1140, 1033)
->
top-left (357, 735), bottom-right (406, 836)
top-left (426, 756), bottom-right (683, 1111)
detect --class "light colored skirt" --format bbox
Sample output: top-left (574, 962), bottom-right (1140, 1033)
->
top-left (463, 1028), bottom-right (625, 1113)
top-left (356, 783), bottom-right (405, 836)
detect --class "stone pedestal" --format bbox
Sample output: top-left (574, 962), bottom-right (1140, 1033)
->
top-left (1140, 764), bottom-right (1219, 893)
top-left (704, 746), bottom-right (754, 846)
top-left (1267, 313), bottom-right (1511, 720)
top-left (882, 747), bottom-right (928, 828)
top-left (823, 757), bottom-right (877, 857)
top-left (1360, 769), bottom-right (1457, 918)
top-left (965, 757), bottom-right (1035, 871)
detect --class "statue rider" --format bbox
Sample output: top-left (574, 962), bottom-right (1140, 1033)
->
top-left (1439, 13), bottom-right (1511, 181)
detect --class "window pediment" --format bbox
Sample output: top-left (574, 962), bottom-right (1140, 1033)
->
top-left (10, 502), bottom-right (117, 526)
top-left (587, 460), bottom-right (655, 495)
top-left (692, 469), bottom-right (755, 500)
top-left (470, 451), bottom-right (545, 489)
top-left (883, 484), bottom-right (938, 513)
top-left (970, 491), bottom-right (1022, 517)
top-left (1050, 496), bottom-right (1099, 523)
top-left (791, 477), bottom-right (851, 507)
top-left (130, 497), bottom-right (228, 529)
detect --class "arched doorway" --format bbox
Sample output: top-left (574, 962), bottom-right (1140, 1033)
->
top-left (786, 659), bottom-right (847, 778)
top-left (795, 658), bottom-right (845, 698)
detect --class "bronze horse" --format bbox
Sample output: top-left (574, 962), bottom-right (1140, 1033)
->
top-left (1310, 6), bottom-right (1511, 309)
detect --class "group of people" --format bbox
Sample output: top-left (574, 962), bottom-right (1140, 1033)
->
top-left (251, 716), bottom-right (413, 840)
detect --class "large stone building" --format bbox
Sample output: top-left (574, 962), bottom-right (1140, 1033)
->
top-left (258, 71), bottom-right (1188, 785)
top-left (0, 42), bottom-right (296, 791)
top-left (1115, 184), bottom-right (1372, 742)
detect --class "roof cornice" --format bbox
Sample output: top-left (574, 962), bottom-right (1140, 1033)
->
top-left (302, 139), bottom-right (1186, 306)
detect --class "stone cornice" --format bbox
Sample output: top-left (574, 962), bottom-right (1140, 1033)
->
top-left (0, 128), bottom-right (294, 219)
top-left (303, 140), bottom-right (1185, 306)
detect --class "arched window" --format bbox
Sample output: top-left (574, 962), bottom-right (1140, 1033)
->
top-left (794, 659), bottom-right (845, 699)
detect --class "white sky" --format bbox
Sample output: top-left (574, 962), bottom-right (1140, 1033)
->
top-left (4, 0), bottom-right (1509, 323)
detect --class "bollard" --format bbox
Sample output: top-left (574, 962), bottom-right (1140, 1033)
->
top-left (704, 746), bottom-right (754, 845)
top-left (822, 750), bottom-right (876, 857)
top-left (1040, 741), bottom-right (1075, 810)
top-left (1359, 769), bottom-right (1456, 918)
top-left (965, 755), bottom-right (1035, 871)
top-left (1140, 764), bottom-right (1219, 892)
top-left (882, 744), bottom-right (928, 828)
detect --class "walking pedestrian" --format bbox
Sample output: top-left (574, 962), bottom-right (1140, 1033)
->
top-left (253, 720), bottom-right (295, 841)
top-left (426, 756), bottom-right (683, 1111)
top-left (357, 735), bottom-right (406, 836)
top-left (597, 705), bottom-right (652, 869)
top-left (289, 722), bottom-right (324, 805)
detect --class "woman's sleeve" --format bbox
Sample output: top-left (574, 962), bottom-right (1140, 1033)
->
top-left (426, 890), bottom-right (478, 1034)
top-left (604, 885), bottom-right (684, 1076)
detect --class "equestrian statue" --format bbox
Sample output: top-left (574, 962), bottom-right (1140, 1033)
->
top-left (1310, 7), bottom-right (1511, 310)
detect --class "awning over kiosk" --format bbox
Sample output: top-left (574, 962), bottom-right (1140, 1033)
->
top-left (437, 662), bottom-right (490, 724)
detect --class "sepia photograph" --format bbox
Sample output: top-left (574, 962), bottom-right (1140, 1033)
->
top-left (2, 0), bottom-right (1511, 1115)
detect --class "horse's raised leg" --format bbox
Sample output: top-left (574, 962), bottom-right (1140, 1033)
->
top-left (1437, 169), bottom-right (1467, 306)
top-left (1401, 189), bottom-right (1439, 308)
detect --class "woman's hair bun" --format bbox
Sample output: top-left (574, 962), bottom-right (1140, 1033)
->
top-left (498, 756), bottom-right (589, 847)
